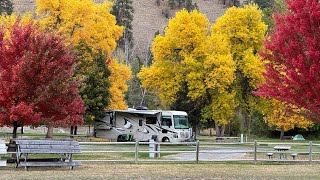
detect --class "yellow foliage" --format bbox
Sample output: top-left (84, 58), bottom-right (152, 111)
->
top-left (36, 0), bottom-right (123, 57)
top-left (212, 4), bottom-right (266, 88)
top-left (107, 59), bottom-right (131, 110)
top-left (139, 10), bottom-right (235, 109)
top-left (264, 99), bottom-right (313, 131)
top-left (211, 91), bottom-right (237, 125)
top-left (0, 14), bottom-right (35, 39)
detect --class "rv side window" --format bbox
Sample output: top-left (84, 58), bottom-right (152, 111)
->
top-left (161, 116), bottom-right (172, 126)
top-left (146, 117), bottom-right (157, 124)
top-left (139, 119), bottom-right (142, 126)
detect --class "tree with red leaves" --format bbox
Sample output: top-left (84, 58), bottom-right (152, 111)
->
top-left (0, 21), bottom-right (85, 138)
top-left (256, 0), bottom-right (320, 123)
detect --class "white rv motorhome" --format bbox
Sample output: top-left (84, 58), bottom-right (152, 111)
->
top-left (94, 109), bottom-right (192, 142)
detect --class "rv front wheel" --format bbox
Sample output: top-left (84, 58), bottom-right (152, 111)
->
top-left (162, 137), bottom-right (170, 142)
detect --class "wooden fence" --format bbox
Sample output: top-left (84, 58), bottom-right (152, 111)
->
top-left (75, 141), bottom-right (320, 163)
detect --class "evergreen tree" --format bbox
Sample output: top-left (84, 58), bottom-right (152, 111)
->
top-left (0, 0), bottom-right (13, 15)
top-left (111, 0), bottom-right (134, 64)
top-left (168, 0), bottom-right (176, 9)
top-left (74, 42), bottom-right (111, 126)
top-left (186, 0), bottom-right (194, 12)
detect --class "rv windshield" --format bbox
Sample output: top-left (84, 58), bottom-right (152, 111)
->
top-left (173, 115), bottom-right (189, 129)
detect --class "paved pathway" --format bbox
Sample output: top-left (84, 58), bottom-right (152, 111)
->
top-left (164, 147), bottom-right (252, 161)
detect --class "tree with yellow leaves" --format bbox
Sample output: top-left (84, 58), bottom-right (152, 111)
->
top-left (138, 10), bottom-right (236, 135)
top-left (212, 4), bottom-right (267, 134)
top-left (263, 99), bottom-right (313, 139)
top-left (35, 0), bottom-right (130, 129)
top-left (36, 0), bottom-right (123, 56)
top-left (107, 59), bottom-right (131, 110)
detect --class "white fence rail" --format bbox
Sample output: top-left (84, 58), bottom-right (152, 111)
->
top-left (76, 141), bottom-right (320, 163)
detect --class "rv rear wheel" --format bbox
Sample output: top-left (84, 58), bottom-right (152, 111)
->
top-left (162, 137), bottom-right (170, 142)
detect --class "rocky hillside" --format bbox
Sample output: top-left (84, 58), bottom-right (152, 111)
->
top-left (12, 0), bottom-right (227, 59)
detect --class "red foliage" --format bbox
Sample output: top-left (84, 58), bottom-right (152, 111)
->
top-left (0, 21), bottom-right (85, 127)
top-left (255, 0), bottom-right (320, 122)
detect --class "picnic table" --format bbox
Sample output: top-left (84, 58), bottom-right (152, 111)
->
top-left (273, 145), bottom-right (291, 159)
top-left (13, 139), bottom-right (81, 170)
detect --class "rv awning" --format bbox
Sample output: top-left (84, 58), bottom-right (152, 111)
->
top-left (113, 110), bottom-right (162, 115)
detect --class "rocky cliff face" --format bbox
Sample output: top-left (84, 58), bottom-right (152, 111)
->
top-left (12, 0), bottom-right (227, 59)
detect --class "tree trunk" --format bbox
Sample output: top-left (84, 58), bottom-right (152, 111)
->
top-left (20, 126), bottom-right (24, 134)
top-left (215, 123), bottom-right (221, 137)
top-left (209, 128), bottom-right (212, 136)
top-left (70, 126), bottom-right (74, 138)
top-left (46, 126), bottom-right (54, 138)
top-left (12, 121), bottom-right (18, 138)
top-left (215, 123), bottom-right (226, 138)
top-left (74, 126), bottom-right (78, 135)
top-left (228, 122), bottom-right (231, 136)
top-left (280, 129), bottom-right (285, 139)
top-left (220, 124), bottom-right (225, 137)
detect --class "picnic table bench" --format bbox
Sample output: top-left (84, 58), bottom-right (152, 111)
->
top-left (0, 139), bottom-right (6, 166)
top-left (13, 139), bottom-right (81, 170)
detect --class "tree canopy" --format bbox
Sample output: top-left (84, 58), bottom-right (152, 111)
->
top-left (0, 21), bottom-right (85, 130)
top-left (36, 0), bottom-right (123, 57)
top-left (212, 5), bottom-right (267, 133)
top-left (256, 0), bottom-right (320, 123)
top-left (36, 0), bottom-right (131, 115)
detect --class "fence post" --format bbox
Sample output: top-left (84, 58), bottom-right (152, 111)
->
top-left (254, 140), bottom-right (257, 162)
top-left (149, 139), bottom-right (155, 158)
top-left (309, 141), bottom-right (312, 163)
top-left (196, 140), bottom-right (200, 163)
top-left (135, 141), bottom-right (139, 163)
top-left (157, 143), bottom-right (161, 158)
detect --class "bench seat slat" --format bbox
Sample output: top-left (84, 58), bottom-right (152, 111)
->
top-left (20, 161), bottom-right (81, 167)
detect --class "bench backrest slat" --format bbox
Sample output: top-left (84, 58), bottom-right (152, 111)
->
top-left (15, 140), bottom-right (78, 145)
top-left (19, 144), bottom-right (80, 149)
top-left (20, 149), bottom-right (81, 154)
top-left (14, 139), bottom-right (81, 154)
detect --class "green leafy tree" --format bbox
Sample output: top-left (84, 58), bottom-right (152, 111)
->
top-left (74, 42), bottom-right (111, 127)
top-left (0, 0), bottom-right (13, 15)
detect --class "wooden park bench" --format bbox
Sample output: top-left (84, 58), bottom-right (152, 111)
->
top-left (0, 139), bottom-right (7, 166)
top-left (13, 139), bottom-right (81, 170)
